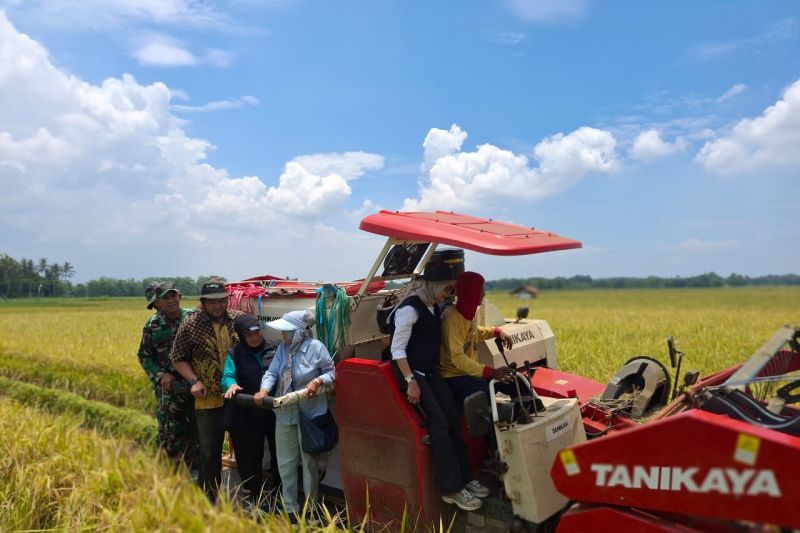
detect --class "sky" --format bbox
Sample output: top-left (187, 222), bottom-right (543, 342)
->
top-left (0, 0), bottom-right (798, 283)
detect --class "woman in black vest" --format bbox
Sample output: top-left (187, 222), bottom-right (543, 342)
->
top-left (390, 279), bottom-right (489, 512)
top-left (221, 314), bottom-right (281, 505)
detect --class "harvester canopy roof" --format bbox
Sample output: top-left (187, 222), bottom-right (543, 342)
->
top-left (359, 210), bottom-right (582, 256)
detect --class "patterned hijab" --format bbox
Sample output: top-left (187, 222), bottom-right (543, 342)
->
top-left (406, 279), bottom-right (451, 308)
top-left (278, 310), bottom-right (315, 395)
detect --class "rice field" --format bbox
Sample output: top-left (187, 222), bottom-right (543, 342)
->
top-left (0, 287), bottom-right (798, 531)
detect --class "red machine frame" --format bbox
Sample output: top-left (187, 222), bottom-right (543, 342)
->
top-left (336, 211), bottom-right (800, 532)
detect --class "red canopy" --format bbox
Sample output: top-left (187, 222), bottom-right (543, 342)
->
top-left (359, 211), bottom-right (581, 256)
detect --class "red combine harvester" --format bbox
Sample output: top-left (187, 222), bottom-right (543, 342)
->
top-left (226, 211), bottom-right (800, 532)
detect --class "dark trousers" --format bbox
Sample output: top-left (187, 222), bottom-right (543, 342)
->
top-left (446, 375), bottom-right (532, 415)
top-left (414, 372), bottom-right (472, 494)
top-left (154, 385), bottom-right (198, 468)
top-left (195, 406), bottom-right (224, 498)
top-left (445, 375), bottom-right (491, 404)
top-left (229, 408), bottom-right (281, 501)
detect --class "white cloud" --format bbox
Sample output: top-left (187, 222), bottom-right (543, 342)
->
top-left (204, 48), bottom-right (232, 67)
top-left (0, 12), bottom-right (383, 280)
top-left (291, 152), bottom-right (385, 181)
top-left (132, 33), bottom-right (232, 68)
top-left (716, 83), bottom-right (746, 103)
top-left (630, 129), bottom-right (687, 161)
top-left (5, 0), bottom-right (226, 29)
top-left (492, 31), bottom-right (527, 45)
top-left (505, 0), bottom-right (589, 23)
top-left (172, 95), bottom-right (260, 113)
top-left (688, 18), bottom-right (799, 61)
top-left (133, 36), bottom-right (197, 67)
top-left (403, 124), bottom-right (618, 211)
top-left (695, 78), bottom-right (800, 174)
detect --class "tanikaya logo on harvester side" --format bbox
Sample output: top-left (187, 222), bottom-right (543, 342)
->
top-left (590, 464), bottom-right (781, 497)
top-left (508, 330), bottom-right (536, 345)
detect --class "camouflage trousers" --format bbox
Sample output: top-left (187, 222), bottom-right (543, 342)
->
top-left (155, 383), bottom-right (199, 468)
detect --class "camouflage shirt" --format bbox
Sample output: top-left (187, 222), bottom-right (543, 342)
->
top-left (169, 309), bottom-right (244, 409)
top-left (137, 307), bottom-right (195, 390)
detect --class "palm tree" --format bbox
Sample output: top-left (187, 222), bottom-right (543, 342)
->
top-left (61, 261), bottom-right (75, 281)
top-left (37, 258), bottom-right (48, 276)
top-left (46, 264), bottom-right (62, 296)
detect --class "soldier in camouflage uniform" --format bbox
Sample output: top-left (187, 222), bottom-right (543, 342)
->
top-left (137, 281), bottom-right (199, 468)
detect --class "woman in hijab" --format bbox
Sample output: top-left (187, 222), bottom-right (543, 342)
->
top-left (439, 271), bottom-right (513, 404)
top-left (254, 310), bottom-right (335, 519)
top-left (221, 314), bottom-right (280, 505)
top-left (389, 277), bottom-right (490, 512)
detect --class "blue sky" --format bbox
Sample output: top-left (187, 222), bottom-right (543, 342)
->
top-left (0, 1), bottom-right (798, 283)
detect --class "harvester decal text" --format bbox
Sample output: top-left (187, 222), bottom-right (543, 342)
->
top-left (590, 464), bottom-right (781, 497)
top-left (507, 330), bottom-right (536, 345)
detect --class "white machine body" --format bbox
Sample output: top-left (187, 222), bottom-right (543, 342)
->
top-left (492, 392), bottom-right (586, 524)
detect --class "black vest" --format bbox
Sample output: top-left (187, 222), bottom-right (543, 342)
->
top-left (232, 345), bottom-right (268, 395)
top-left (392, 295), bottom-right (442, 375)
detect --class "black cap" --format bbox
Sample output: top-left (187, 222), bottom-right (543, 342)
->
top-left (234, 314), bottom-right (261, 338)
top-left (200, 281), bottom-right (228, 300)
top-left (422, 248), bottom-right (465, 281)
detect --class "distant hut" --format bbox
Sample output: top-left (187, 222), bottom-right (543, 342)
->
top-left (510, 285), bottom-right (539, 299)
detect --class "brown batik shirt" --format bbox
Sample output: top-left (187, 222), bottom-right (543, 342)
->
top-left (169, 308), bottom-right (244, 409)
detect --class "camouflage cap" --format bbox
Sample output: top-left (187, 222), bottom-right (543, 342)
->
top-left (145, 281), bottom-right (179, 309)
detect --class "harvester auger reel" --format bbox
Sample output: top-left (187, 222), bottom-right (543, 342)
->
top-left (599, 336), bottom-right (687, 419)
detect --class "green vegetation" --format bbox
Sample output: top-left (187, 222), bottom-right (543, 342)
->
top-left (0, 252), bottom-right (226, 297)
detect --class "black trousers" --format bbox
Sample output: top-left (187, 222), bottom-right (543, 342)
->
top-left (195, 407), bottom-right (224, 498)
top-left (229, 407), bottom-right (281, 501)
top-left (396, 366), bottom-right (472, 495)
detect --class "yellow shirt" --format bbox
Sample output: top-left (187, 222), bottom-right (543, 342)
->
top-left (439, 306), bottom-right (497, 378)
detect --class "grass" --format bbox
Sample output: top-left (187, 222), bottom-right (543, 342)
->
top-left (0, 297), bottom-right (200, 412)
top-left (487, 286), bottom-right (800, 382)
top-left (0, 288), bottom-right (798, 530)
top-left (0, 397), bottom-right (286, 532)
top-left (0, 375), bottom-right (157, 446)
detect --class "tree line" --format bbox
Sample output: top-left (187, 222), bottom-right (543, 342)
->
top-left (0, 254), bottom-right (224, 298)
top-left (3, 253), bottom-right (799, 298)
top-left (485, 272), bottom-right (800, 291)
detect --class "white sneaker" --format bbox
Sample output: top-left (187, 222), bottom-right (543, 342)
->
top-left (441, 488), bottom-right (482, 511)
top-left (464, 479), bottom-right (490, 499)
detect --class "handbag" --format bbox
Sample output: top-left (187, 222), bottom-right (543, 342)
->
top-left (299, 409), bottom-right (338, 454)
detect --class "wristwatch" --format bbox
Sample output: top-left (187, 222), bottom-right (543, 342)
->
top-left (189, 377), bottom-right (198, 386)
top-left (404, 374), bottom-right (416, 383)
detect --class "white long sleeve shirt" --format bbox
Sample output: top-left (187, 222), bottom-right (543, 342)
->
top-left (389, 301), bottom-right (436, 360)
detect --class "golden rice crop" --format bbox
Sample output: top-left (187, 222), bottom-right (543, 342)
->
top-left (488, 286), bottom-right (800, 382)
top-left (0, 288), bottom-right (798, 531)
top-left (0, 396), bottom-right (321, 532)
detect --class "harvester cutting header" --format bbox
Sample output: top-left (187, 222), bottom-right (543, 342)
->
top-left (223, 210), bottom-right (800, 532)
